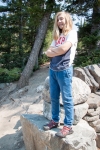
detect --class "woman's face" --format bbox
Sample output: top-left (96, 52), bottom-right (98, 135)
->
top-left (57, 14), bottom-right (66, 30)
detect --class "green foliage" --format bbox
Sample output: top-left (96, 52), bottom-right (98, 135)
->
top-left (38, 54), bottom-right (49, 65)
top-left (0, 67), bottom-right (21, 82)
top-left (77, 0), bottom-right (100, 67)
top-left (74, 20), bottom-right (100, 67)
top-left (43, 29), bottom-right (53, 51)
top-left (0, 52), bottom-right (30, 69)
top-left (74, 49), bottom-right (100, 67)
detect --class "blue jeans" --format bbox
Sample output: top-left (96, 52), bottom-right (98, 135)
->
top-left (49, 66), bottom-right (74, 127)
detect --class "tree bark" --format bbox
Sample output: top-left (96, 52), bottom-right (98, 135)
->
top-left (17, 12), bottom-right (51, 89)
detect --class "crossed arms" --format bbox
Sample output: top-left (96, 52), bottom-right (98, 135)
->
top-left (45, 41), bottom-right (72, 57)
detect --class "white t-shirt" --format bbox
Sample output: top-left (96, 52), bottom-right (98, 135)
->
top-left (50, 30), bottom-right (78, 71)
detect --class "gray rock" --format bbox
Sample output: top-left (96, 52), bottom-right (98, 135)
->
top-left (95, 90), bottom-right (100, 96)
top-left (98, 64), bottom-right (100, 68)
top-left (43, 100), bottom-right (64, 124)
top-left (0, 83), bottom-right (6, 90)
top-left (36, 85), bottom-right (44, 93)
top-left (89, 119), bottom-right (100, 127)
top-left (84, 67), bottom-right (99, 92)
top-left (20, 114), bottom-right (97, 150)
top-left (74, 102), bottom-right (89, 124)
top-left (87, 109), bottom-right (100, 117)
top-left (72, 77), bottom-right (91, 105)
top-left (83, 115), bottom-right (99, 122)
top-left (87, 93), bottom-right (100, 109)
top-left (95, 125), bottom-right (100, 133)
top-left (96, 133), bottom-right (100, 148)
top-left (86, 64), bottom-right (100, 89)
top-left (87, 109), bottom-right (95, 114)
top-left (74, 67), bottom-right (93, 92)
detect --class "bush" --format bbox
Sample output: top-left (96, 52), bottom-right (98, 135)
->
top-left (0, 67), bottom-right (21, 83)
top-left (74, 49), bottom-right (100, 67)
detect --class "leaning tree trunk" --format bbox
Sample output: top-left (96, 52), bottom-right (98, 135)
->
top-left (17, 12), bottom-right (51, 89)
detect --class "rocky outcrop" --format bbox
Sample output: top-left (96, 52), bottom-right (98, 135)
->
top-left (74, 64), bottom-right (100, 92)
top-left (42, 75), bottom-right (100, 149)
top-left (20, 114), bottom-right (97, 150)
top-left (83, 93), bottom-right (100, 148)
top-left (20, 63), bottom-right (100, 150)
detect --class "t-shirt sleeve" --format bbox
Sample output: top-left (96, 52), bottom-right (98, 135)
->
top-left (50, 40), bottom-right (55, 47)
top-left (66, 30), bottom-right (78, 45)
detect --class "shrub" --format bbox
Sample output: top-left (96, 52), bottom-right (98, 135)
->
top-left (0, 67), bottom-right (21, 83)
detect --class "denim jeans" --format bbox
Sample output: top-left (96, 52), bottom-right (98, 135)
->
top-left (49, 66), bottom-right (74, 127)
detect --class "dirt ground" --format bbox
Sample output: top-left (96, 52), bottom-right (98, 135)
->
top-left (0, 63), bottom-right (49, 150)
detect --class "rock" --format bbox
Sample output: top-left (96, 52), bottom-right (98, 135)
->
top-left (87, 93), bottom-right (100, 109)
top-left (86, 64), bottom-right (100, 89)
top-left (36, 85), bottom-right (44, 93)
top-left (95, 125), bottom-right (100, 133)
top-left (98, 63), bottom-right (100, 68)
top-left (96, 133), bottom-right (100, 148)
top-left (0, 83), bottom-right (6, 90)
top-left (74, 102), bottom-right (89, 124)
top-left (96, 106), bottom-right (100, 113)
top-left (72, 77), bottom-right (91, 105)
top-left (43, 101), bottom-right (64, 124)
top-left (43, 101), bottom-right (89, 125)
top-left (87, 109), bottom-right (95, 114)
top-left (87, 109), bottom-right (100, 117)
top-left (89, 119), bottom-right (100, 133)
top-left (74, 67), bottom-right (93, 92)
top-left (20, 114), bottom-right (97, 150)
top-left (89, 119), bottom-right (100, 127)
top-left (95, 90), bottom-right (100, 96)
top-left (42, 86), bottom-right (50, 103)
top-left (42, 76), bottom-right (91, 105)
top-left (83, 115), bottom-right (99, 122)
top-left (84, 67), bottom-right (99, 92)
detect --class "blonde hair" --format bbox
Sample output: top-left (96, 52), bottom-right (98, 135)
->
top-left (53, 11), bottom-right (73, 40)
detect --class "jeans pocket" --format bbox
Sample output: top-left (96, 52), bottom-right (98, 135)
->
top-left (65, 67), bottom-right (73, 78)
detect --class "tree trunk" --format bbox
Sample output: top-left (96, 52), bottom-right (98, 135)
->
top-left (17, 13), bottom-right (51, 89)
top-left (19, 0), bottom-right (23, 56)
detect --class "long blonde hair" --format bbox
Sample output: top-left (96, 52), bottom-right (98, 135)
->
top-left (53, 11), bottom-right (73, 40)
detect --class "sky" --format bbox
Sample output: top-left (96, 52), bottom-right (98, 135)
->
top-left (0, 1), bottom-right (6, 6)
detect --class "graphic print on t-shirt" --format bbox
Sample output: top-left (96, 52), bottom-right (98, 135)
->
top-left (55, 36), bottom-right (65, 46)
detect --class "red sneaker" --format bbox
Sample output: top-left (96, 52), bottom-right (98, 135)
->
top-left (55, 126), bottom-right (73, 138)
top-left (43, 120), bottom-right (60, 131)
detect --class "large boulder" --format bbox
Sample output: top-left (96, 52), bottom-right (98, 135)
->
top-left (72, 77), bottom-right (91, 105)
top-left (42, 76), bottom-right (91, 105)
top-left (20, 114), bottom-right (97, 150)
